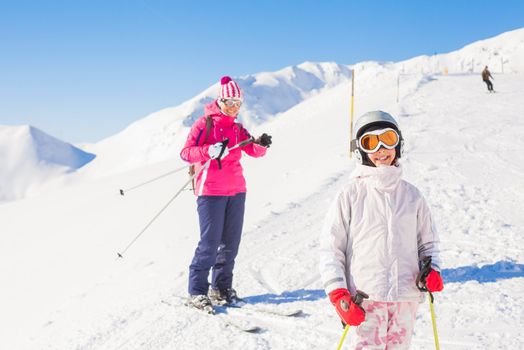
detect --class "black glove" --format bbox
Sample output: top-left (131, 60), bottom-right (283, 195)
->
top-left (255, 133), bottom-right (272, 148)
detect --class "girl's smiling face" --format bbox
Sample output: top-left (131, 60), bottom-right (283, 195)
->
top-left (368, 147), bottom-right (396, 167)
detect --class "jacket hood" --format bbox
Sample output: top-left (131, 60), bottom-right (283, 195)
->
top-left (351, 163), bottom-right (402, 192)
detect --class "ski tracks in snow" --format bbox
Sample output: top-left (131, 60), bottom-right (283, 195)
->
top-left (238, 173), bottom-right (347, 295)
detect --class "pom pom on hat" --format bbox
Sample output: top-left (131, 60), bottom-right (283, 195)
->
top-left (219, 76), bottom-right (242, 100)
top-left (221, 76), bottom-right (232, 85)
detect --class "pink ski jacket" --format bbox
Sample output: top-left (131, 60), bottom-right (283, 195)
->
top-left (180, 101), bottom-right (267, 196)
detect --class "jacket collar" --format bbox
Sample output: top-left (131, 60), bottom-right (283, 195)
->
top-left (351, 163), bottom-right (402, 192)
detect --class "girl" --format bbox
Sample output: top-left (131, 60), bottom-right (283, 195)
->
top-left (319, 111), bottom-right (443, 349)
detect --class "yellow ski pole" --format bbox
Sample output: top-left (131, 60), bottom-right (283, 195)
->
top-left (417, 256), bottom-right (441, 350)
top-left (336, 325), bottom-right (350, 350)
top-left (428, 291), bottom-right (440, 350)
top-left (334, 290), bottom-right (368, 350)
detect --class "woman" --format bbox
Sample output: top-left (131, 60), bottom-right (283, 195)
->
top-left (180, 76), bottom-right (272, 313)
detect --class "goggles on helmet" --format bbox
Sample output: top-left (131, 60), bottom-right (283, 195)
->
top-left (220, 98), bottom-right (242, 107)
top-left (358, 128), bottom-right (399, 153)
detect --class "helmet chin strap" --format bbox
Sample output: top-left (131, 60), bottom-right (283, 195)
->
top-left (353, 149), bottom-right (362, 163)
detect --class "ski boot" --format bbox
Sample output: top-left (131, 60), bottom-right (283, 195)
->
top-left (187, 294), bottom-right (214, 314)
top-left (209, 288), bottom-right (243, 306)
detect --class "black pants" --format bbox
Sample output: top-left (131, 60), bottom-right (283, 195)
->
top-left (483, 79), bottom-right (493, 91)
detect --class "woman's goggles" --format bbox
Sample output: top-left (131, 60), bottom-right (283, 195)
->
top-left (221, 99), bottom-right (242, 107)
top-left (358, 128), bottom-right (399, 153)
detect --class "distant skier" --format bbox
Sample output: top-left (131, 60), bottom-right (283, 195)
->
top-left (319, 111), bottom-right (443, 349)
top-left (482, 66), bottom-right (494, 92)
top-left (180, 76), bottom-right (272, 313)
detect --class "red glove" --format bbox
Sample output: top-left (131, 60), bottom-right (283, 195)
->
top-left (328, 288), bottom-right (366, 326)
top-left (426, 270), bottom-right (444, 292)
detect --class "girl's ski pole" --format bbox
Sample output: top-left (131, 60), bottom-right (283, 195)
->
top-left (335, 290), bottom-right (368, 350)
top-left (417, 256), bottom-right (441, 350)
top-left (336, 325), bottom-right (350, 350)
top-left (428, 292), bottom-right (440, 350)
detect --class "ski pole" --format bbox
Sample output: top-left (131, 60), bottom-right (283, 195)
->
top-left (119, 164), bottom-right (189, 196)
top-left (428, 292), bottom-right (440, 350)
top-left (336, 325), bottom-right (350, 350)
top-left (416, 256), bottom-right (441, 350)
top-left (336, 290), bottom-right (369, 350)
top-left (116, 161), bottom-right (209, 259)
top-left (116, 137), bottom-right (254, 259)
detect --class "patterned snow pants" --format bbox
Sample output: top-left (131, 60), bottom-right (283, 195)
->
top-left (346, 300), bottom-right (419, 350)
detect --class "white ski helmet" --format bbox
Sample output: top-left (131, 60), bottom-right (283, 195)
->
top-left (350, 110), bottom-right (404, 166)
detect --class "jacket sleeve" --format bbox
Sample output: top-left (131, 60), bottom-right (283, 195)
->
top-left (416, 195), bottom-right (442, 271)
top-left (180, 119), bottom-right (212, 163)
top-left (319, 190), bottom-right (350, 294)
top-left (238, 124), bottom-right (267, 158)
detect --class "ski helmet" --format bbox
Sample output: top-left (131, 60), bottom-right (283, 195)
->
top-left (350, 111), bottom-right (404, 166)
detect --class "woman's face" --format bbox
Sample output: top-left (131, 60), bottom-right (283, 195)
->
top-left (220, 99), bottom-right (242, 116)
top-left (368, 147), bottom-right (396, 167)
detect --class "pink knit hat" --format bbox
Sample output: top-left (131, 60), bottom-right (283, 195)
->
top-left (219, 76), bottom-right (242, 100)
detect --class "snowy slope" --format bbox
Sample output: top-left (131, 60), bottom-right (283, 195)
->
top-left (0, 125), bottom-right (95, 202)
top-left (1, 28), bottom-right (524, 350)
top-left (397, 27), bottom-right (524, 75)
top-left (1, 73), bottom-right (523, 350)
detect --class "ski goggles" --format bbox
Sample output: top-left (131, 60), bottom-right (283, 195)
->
top-left (220, 98), bottom-right (242, 107)
top-left (358, 128), bottom-right (400, 153)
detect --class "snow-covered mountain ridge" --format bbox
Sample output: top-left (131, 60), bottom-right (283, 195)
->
top-left (81, 61), bottom-right (352, 175)
top-left (0, 125), bottom-right (95, 202)
top-left (82, 27), bottom-right (524, 176)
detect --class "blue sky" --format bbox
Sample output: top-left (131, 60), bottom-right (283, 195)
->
top-left (1, 0), bottom-right (523, 143)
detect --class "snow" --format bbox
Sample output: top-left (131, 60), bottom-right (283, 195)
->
top-left (0, 125), bottom-right (95, 202)
top-left (1, 28), bottom-right (524, 349)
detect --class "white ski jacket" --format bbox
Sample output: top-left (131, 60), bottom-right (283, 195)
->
top-left (319, 164), bottom-right (441, 302)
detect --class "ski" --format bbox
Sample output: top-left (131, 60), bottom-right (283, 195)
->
top-left (160, 299), bottom-right (262, 333)
top-left (226, 301), bottom-right (303, 317)
top-left (217, 314), bottom-right (261, 333)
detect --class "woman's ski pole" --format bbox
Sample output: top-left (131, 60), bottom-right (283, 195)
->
top-left (116, 137), bottom-right (254, 259)
top-left (116, 160), bottom-right (209, 259)
top-left (119, 164), bottom-right (189, 196)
